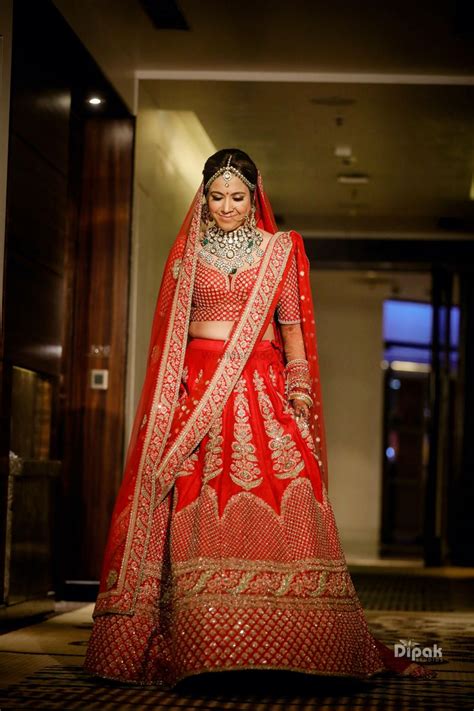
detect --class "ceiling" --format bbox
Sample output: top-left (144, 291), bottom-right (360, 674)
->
top-left (143, 79), bottom-right (474, 236)
top-left (54, 0), bottom-right (474, 76)
top-left (53, 0), bottom-right (474, 238)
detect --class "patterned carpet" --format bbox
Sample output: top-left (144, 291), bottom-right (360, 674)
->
top-left (0, 580), bottom-right (473, 710)
top-left (351, 572), bottom-right (474, 612)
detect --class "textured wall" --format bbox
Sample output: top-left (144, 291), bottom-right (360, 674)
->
top-left (126, 85), bottom-right (215, 443)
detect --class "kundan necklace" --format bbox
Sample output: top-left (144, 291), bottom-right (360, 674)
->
top-left (199, 223), bottom-right (264, 275)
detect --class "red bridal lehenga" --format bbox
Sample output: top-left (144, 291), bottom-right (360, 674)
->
top-left (84, 174), bottom-right (436, 687)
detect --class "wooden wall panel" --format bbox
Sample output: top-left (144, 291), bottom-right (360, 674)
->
top-left (6, 132), bottom-right (67, 275)
top-left (0, 1), bottom-right (71, 606)
top-left (0, 0), bottom-right (133, 606)
top-left (9, 82), bottom-right (70, 178)
top-left (62, 118), bottom-right (134, 581)
top-left (4, 250), bottom-right (65, 376)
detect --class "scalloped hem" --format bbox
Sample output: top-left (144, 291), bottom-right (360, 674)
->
top-left (83, 660), bottom-right (395, 690)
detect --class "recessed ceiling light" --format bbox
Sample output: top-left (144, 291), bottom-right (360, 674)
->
top-left (337, 173), bottom-right (370, 185)
top-left (88, 97), bottom-right (103, 105)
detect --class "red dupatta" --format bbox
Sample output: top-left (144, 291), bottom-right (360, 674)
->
top-left (93, 173), bottom-right (329, 616)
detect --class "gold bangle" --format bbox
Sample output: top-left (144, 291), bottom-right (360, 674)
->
top-left (288, 392), bottom-right (313, 407)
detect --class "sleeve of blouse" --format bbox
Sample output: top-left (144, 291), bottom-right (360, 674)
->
top-left (276, 252), bottom-right (301, 324)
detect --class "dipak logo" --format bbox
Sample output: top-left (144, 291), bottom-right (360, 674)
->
top-left (394, 639), bottom-right (443, 661)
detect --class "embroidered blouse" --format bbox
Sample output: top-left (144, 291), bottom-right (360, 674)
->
top-left (190, 252), bottom-right (301, 324)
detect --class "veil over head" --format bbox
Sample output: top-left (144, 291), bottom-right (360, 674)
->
top-left (95, 165), bottom-right (329, 608)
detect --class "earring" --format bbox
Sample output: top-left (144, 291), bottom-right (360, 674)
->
top-left (244, 203), bottom-right (257, 229)
top-left (201, 200), bottom-right (215, 227)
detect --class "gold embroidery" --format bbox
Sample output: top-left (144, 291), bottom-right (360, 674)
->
top-left (106, 569), bottom-right (118, 590)
top-left (268, 364), bottom-right (278, 388)
top-left (171, 557), bottom-right (355, 608)
top-left (295, 414), bottom-right (319, 456)
top-left (175, 554), bottom-right (345, 577)
top-left (294, 412), bottom-right (324, 469)
top-left (202, 418), bottom-right (223, 484)
top-left (230, 377), bottom-right (263, 490)
top-left (101, 230), bottom-right (292, 609)
top-left (253, 370), bottom-right (304, 479)
top-left (194, 368), bottom-right (203, 385)
top-left (181, 473), bottom-right (327, 526)
top-left (175, 449), bottom-right (199, 479)
top-left (172, 257), bottom-right (182, 279)
top-left (96, 478), bottom-right (329, 610)
top-left (174, 595), bottom-right (360, 614)
top-left (278, 390), bottom-right (322, 466)
top-left (153, 232), bottom-right (289, 488)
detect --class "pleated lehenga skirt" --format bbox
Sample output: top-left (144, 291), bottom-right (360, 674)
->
top-left (84, 337), bottom-right (393, 687)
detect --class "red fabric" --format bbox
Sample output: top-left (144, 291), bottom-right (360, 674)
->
top-left (174, 337), bottom-right (323, 515)
top-left (190, 260), bottom-right (262, 322)
top-left (83, 171), bottom-right (436, 686)
top-left (276, 252), bottom-right (302, 324)
top-left (190, 251), bottom-right (301, 324)
top-left (84, 338), bottom-right (436, 686)
top-left (92, 174), bottom-right (329, 611)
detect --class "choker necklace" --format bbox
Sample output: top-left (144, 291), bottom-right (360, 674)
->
top-left (199, 223), bottom-right (264, 275)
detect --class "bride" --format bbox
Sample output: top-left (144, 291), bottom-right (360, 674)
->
top-left (84, 148), bottom-right (436, 687)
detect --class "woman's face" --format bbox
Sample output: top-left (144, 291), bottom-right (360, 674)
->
top-left (206, 174), bottom-right (252, 232)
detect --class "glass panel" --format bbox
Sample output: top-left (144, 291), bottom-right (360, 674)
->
top-left (10, 366), bottom-right (52, 460)
top-left (383, 300), bottom-right (460, 368)
top-left (383, 300), bottom-right (432, 345)
top-left (384, 345), bottom-right (432, 364)
top-left (438, 305), bottom-right (460, 348)
top-left (381, 369), bottom-right (430, 552)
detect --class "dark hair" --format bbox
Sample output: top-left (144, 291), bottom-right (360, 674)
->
top-left (203, 148), bottom-right (258, 194)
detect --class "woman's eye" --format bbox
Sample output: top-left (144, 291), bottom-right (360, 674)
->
top-left (234, 197), bottom-right (244, 202)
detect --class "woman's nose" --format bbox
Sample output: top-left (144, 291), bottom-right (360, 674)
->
top-left (222, 197), bottom-right (233, 212)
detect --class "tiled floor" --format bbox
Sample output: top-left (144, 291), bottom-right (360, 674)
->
top-left (0, 566), bottom-right (473, 710)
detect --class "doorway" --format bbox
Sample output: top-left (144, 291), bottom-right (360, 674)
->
top-left (380, 298), bottom-right (460, 557)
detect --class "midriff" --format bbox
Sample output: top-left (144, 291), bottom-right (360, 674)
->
top-left (188, 320), bottom-right (275, 341)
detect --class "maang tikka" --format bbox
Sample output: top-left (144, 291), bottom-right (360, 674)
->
top-left (204, 154), bottom-right (256, 193)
